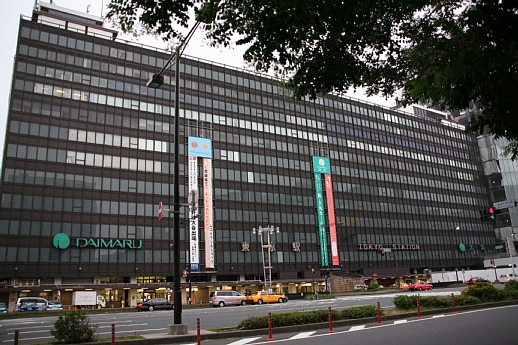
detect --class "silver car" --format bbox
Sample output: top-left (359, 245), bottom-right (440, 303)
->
top-left (209, 291), bottom-right (247, 308)
top-left (46, 300), bottom-right (63, 311)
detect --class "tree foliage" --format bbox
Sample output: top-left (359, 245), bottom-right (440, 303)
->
top-left (106, 0), bottom-right (518, 158)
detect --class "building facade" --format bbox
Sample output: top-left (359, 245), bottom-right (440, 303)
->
top-left (0, 2), bottom-right (496, 307)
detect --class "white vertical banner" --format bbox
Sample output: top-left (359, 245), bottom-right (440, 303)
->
top-left (188, 156), bottom-right (199, 270)
top-left (203, 158), bottom-right (214, 268)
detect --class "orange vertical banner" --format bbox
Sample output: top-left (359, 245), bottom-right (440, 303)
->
top-left (325, 174), bottom-right (339, 266)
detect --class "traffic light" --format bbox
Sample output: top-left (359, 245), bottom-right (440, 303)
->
top-left (488, 207), bottom-right (496, 220)
top-left (480, 209), bottom-right (488, 221)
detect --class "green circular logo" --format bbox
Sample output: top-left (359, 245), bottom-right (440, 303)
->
top-left (459, 243), bottom-right (466, 252)
top-left (53, 233), bottom-right (71, 249)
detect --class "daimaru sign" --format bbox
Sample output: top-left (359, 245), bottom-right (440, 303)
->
top-left (53, 233), bottom-right (142, 250)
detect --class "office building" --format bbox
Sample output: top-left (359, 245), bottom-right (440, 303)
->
top-left (0, 2), bottom-right (495, 307)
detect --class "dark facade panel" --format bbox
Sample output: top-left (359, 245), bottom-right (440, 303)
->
top-left (0, 11), bottom-right (495, 295)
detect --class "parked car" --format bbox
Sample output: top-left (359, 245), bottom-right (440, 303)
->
top-left (46, 300), bottom-right (63, 311)
top-left (15, 297), bottom-right (48, 312)
top-left (408, 281), bottom-right (433, 291)
top-left (499, 274), bottom-right (518, 283)
top-left (136, 298), bottom-right (173, 312)
top-left (209, 290), bottom-right (247, 308)
top-left (244, 291), bottom-right (288, 305)
top-left (466, 277), bottom-right (490, 285)
top-left (19, 302), bottom-right (39, 312)
top-left (0, 302), bottom-right (7, 313)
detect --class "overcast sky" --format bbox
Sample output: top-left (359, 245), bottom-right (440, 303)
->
top-left (0, 0), bottom-right (396, 166)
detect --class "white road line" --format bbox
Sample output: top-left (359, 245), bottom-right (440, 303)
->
top-left (226, 337), bottom-right (261, 345)
top-left (349, 325), bottom-right (366, 331)
top-left (394, 320), bottom-right (407, 324)
top-left (289, 331), bottom-right (316, 339)
top-left (432, 314), bottom-right (445, 318)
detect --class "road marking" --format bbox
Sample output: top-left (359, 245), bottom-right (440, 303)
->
top-left (394, 320), bottom-right (407, 324)
top-left (349, 325), bottom-right (366, 331)
top-left (432, 314), bottom-right (445, 318)
top-left (226, 337), bottom-right (260, 345)
top-left (289, 331), bottom-right (316, 339)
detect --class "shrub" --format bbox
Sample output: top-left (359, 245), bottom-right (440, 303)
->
top-left (502, 280), bottom-right (518, 300)
top-left (461, 282), bottom-right (504, 302)
top-left (419, 296), bottom-right (451, 309)
top-left (394, 295), bottom-right (417, 310)
top-left (367, 284), bottom-right (380, 290)
top-left (339, 305), bottom-right (378, 319)
top-left (51, 310), bottom-right (98, 343)
top-left (454, 294), bottom-right (481, 306)
top-left (237, 315), bottom-right (268, 330)
top-left (237, 305), bottom-right (378, 330)
top-left (394, 295), bottom-right (454, 310)
top-left (504, 280), bottom-right (518, 291)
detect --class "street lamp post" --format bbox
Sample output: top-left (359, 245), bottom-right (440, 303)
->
top-left (252, 225), bottom-right (279, 292)
top-left (507, 233), bottom-right (516, 279)
top-left (146, 5), bottom-right (216, 326)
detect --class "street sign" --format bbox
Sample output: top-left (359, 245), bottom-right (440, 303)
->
top-left (493, 199), bottom-right (515, 210)
top-left (158, 202), bottom-right (163, 220)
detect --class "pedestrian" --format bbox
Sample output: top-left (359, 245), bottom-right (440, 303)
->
top-left (314, 291), bottom-right (319, 300)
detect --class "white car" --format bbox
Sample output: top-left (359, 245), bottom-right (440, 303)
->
top-left (499, 274), bottom-right (518, 283)
top-left (46, 300), bottom-right (63, 311)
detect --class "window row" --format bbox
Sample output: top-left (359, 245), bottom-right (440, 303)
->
top-left (1, 190), bottom-right (484, 233)
top-left (11, 120), bottom-right (170, 153)
top-left (6, 143), bottom-right (165, 173)
top-left (4, 168), bottom-right (172, 196)
top-left (1, 193), bottom-right (317, 226)
top-left (12, 97), bottom-right (171, 133)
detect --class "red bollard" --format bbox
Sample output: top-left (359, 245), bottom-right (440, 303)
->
top-left (14, 330), bottom-right (19, 345)
top-left (417, 298), bottom-right (422, 319)
top-left (451, 293), bottom-right (457, 314)
top-left (267, 312), bottom-right (274, 340)
top-left (377, 301), bottom-right (382, 326)
top-left (197, 318), bottom-right (201, 345)
top-left (111, 324), bottom-right (115, 345)
top-left (328, 306), bottom-right (334, 333)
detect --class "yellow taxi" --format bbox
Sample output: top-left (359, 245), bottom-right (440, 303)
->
top-left (244, 291), bottom-right (288, 305)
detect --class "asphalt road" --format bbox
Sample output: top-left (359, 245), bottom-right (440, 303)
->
top-left (204, 304), bottom-right (518, 345)
top-left (0, 288), bottom-right (465, 344)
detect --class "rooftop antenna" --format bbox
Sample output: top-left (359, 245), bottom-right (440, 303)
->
top-left (87, 4), bottom-right (91, 13)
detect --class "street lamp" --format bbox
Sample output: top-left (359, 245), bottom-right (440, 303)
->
top-left (252, 225), bottom-right (279, 292)
top-left (146, 4), bottom-right (216, 325)
top-left (507, 233), bottom-right (516, 280)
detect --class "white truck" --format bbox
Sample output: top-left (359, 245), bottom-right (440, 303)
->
top-left (72, 291), bottom-right (106, 308)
